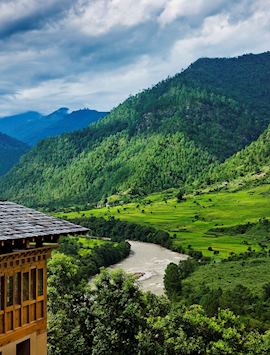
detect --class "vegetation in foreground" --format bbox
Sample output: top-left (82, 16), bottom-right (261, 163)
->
top-left (58, 184), bottom-right (270, 259)
top-left (56, 235), bottom-right (130, 281)
top-left (47, 261), bottom-right (270, 355)
top-left (164, 256), bottom-right (270, 331)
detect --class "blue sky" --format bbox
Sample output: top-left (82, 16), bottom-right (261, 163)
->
top-left (0, 0), bottom-right (269, 116)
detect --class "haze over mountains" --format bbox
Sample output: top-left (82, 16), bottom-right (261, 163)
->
top-left (0, 108), bottom-right (108, 146)
top-left (0, 52), bottom-right (269, 208)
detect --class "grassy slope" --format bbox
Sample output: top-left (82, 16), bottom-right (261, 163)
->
top-left (183, 257), bottom-right (270, 296)
top-left (58, 184), bottom-right (270, 259)
top-left (206, 123), bottom-right (270, 188)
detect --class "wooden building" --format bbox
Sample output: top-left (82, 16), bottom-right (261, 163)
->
top-left (0, 202), bottom-right (88, 355)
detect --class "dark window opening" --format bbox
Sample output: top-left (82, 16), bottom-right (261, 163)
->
top-left (31, 269), bottom-right (36, 300)
top-left (16, 338), bottom-right (30, 355)
top-left (14, 272), bottom-right (21, 305)
top-left (0, 276), bottom-right (4, 310)
top-left (7, 276), bottom-right (14, 306)
top-left (23, 272), bottom-right (29, 301)
top-left (38, 269), bottom-right (43, 296)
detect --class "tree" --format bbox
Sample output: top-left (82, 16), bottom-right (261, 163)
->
top-left (138, 304), bottom-right (270, 354)
top-left (47, 252), bottom-right (83, 313)
top-left (263, 283), bottom-right (270, 301)
top-left (91, 268), bottom-right (144, 355)
top-left (176, 189), bottom-right (185, 202)
top-left (164, 263), bottom-right (182, 300)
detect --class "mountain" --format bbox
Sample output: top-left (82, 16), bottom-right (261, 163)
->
top-left (179, 51), bottom-right (270, 118)
top-left (0, 133), bottom-right (29, 176)
top-left (0, 108), bottom-right (108, 145)
top-left (207, 123), bottom-right (270, 187)
top-left (0, 52), bottom-right (269, 208)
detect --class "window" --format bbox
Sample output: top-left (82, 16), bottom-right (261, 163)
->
top-left (16, 338), bottom-right (30, 355)
top-left (38, 269), bottom-right (43, 296)
top-left (7, 276), bottom-right (14, 306)
top-left (30, 269), bottom-right (36, 300)
top-left (14, 272), bottom-right (21, 305)
top-left (0, 276), bottom-right (4, 310)
top-left (23, 272), bottom-right (29, 301)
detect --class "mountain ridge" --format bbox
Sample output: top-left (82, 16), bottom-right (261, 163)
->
top-left (0, 51), bottom-right (269, 208)
top-left (0, 107), bottom-right (108, 145)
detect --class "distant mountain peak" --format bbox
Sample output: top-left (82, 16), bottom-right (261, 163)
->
top-left (50, 107), bottom-right (69, 115)
top-left (1, 51), bottom-right (269, 208)
top-left (0, 107), bottom-right (108, 145)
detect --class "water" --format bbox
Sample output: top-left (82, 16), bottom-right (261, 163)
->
top-left (111, 241), bottom-right (188, 295)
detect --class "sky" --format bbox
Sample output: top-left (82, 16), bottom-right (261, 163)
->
top-left (0, 0), bottom-right (269, 116)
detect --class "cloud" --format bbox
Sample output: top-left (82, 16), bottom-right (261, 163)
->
top-left (0, 1), bottom-right (72, 38)
top-left (158, 0), bottom-right (228, 26)
top-left (69, 0), bottom-right (167, 36)
top-left (0, 0), bottom-right (269, 116)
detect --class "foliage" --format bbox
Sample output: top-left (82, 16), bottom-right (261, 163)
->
top-left (181, 256), bottom-right (270, 330)
top-left (91, 269), bottom-right (143, 355)
top-left (57, 235), bottom-right (130, 281)
top-left (1, 52), bottom-right (270, 207)
top-left (47, 266), bottom-right (270, 355)
top-left (207, 124), bottom-right (270, 188)
top-left (164, 263), bottom-right (182, 300)
top-left (68, 216), bottom-right (171, 248)
top-left (47, 238), bottom-right (130, 354)
top-left (137, 304), bottom-right (270, 355)
top-left (0, 132), bottom-right (28, 176)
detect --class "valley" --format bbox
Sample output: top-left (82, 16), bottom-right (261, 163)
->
top-left (1, 1), bottom-right (270, 352)
top-left (1, 52), bottom-right (269, 208)
top-left (58, 184), bottom-right (270, 259)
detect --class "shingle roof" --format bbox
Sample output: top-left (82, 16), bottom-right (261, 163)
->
top-left (0, 201), bottom-right (88, 241)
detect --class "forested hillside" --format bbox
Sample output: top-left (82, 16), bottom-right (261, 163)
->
top-left (207, 124), bottom-right (270, 187)
top-left (180, 52), bottom-right (270, 118)
top-left (0, 52), bottom-right (269, 208)
top-left (0, 133), bottom-right (28, 175)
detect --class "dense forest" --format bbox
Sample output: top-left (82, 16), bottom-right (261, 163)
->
top-left (1, 52), bottom-right (269, 208)
top-left (206, 123), bottom-right (270, 187)
top-left (0, 133), bottom-right (29, 175)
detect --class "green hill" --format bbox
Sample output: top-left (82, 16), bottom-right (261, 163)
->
top-left (1, 52), bottom-right (270, 208)
top-left (0, 133), bottom-right (28, 176)
top-left (207, 124), bottom-right (270, 188)
top-left (180, 52), bottom-right (270, 118)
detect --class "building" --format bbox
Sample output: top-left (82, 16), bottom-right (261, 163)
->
top-left (0, 202), bottom-right (88, 355)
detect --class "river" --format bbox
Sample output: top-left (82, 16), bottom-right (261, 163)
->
top-left (110, 241), bottom-right (188, 295)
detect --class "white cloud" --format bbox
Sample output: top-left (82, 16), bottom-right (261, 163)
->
top-left (158, 0), bottom-right (228, 26)
top-left (0, 0), bottom-right (269, 116)
top-left (70, 0), bottom-right (167, 36)
top-left (170, 4), bottom-right (270, 64)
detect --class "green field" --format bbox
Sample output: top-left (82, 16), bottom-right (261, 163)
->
top-left (183, 257), bottom-right (270, 296)
top-left (58, 184), bottom-right (270, 258)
